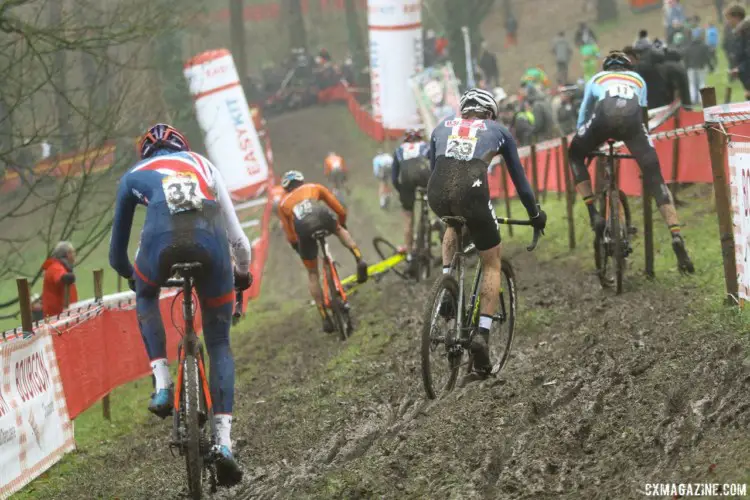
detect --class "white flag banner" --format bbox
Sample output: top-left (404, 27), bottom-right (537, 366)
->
top-left (728, 141), bottom-right (750, 301)
top-left (0, 327), bottom-right (74, 498)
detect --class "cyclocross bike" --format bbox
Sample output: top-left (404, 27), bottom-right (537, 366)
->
top-left (587, 140), bottom-right (635, 294)
top-left (372, 187), bottom-right (444, 282)
top-left (313, 229), bottom-right (353, 341)
top-left (421, 215), bottom-right (542, 399)
top-left (166, 262), bottom-right (243, 499)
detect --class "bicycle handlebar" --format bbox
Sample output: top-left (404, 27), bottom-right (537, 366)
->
top-left (495, 218), bottom-right (542, 252)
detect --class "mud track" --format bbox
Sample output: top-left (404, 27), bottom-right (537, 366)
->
top-left (41, 107), bottom-right (750, 499)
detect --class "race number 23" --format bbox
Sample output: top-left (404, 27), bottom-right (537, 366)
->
top-left (162, 173), bottom-right (203, 214)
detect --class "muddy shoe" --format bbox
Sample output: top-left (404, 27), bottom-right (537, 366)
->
top-left (356, 259), bottom-right (369, 283)
top-left (672, 235), bottom-right (695, 274)
top-left (322, 316), bottom-right (335, 333)
top-left (215, 445), bottom-right (243, 487)
top-left (470, 332), bottom-right (492, 375)
top-left (148, 385), bottom-right (173, 419)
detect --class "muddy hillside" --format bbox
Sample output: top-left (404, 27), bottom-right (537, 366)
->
top-left (36, 106), bottom-right (750, 499)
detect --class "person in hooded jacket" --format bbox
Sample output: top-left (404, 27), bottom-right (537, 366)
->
top-left (42, 241), bottom-right (78, 317)
top-left (726, 3), bottom-right (750, 99)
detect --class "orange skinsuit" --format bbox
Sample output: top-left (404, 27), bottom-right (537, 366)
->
top-left (278, 183), bottom-right (347, 268)
top-left (324, 154), bottom-right (347, 176)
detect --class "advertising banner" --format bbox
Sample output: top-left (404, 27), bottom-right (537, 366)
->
top-left (0, 329), bottom-right (74, 498)
top-left (408, 63), bottom-right (461, 133)
top-left (368, 0), bottom-right (423, 129)
top-left (184, 49), bottom-right (269, 200)
top-left (729, 141), bottom-right (750, 301)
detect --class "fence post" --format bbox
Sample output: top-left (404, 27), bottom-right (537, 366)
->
top-left (530, 144), bottom-right (540, 199)
top-left (16, 279), bottom-right (33, 335)
top-left (701, 87), bottom-right (739, 302)
top-left (670, 111), bottom-right (682, 204)
top-left (561, 136), bottom-right (576, 250)
top-left (501, 167), bottom-right (513, 237)
top-left (556, 145), bottom-right (563, 200)
top-left (724, 85), bottom-right (733, 104)
top-left (117, 274), bottom-right (122, 293)
top-left (640, 107), bottom-right (655, 278)
top-left (93, 269), bottom-right (111, 420)
top-left (542, 147), bottom-right (552, 202)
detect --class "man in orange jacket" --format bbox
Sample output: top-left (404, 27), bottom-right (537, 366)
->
top-left (277, 170), bottom-right (367, 333)
top-left (41, 241), bottom-right (78, 317)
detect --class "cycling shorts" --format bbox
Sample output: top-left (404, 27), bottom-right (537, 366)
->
top-left (397, 159), bottom-right (431, 211)
top-left (427, 157), bottom-right (500, 251)
top-left (375, 164), bottom-right (392, 181)
top-left (133, 201), bottom-right (233, 302)
top-left (327, 169), bottom-right (347, 187)
top-left (294, 204), bottom-right (339, 269)
top-left (570, 96), bottom-right (671, 206)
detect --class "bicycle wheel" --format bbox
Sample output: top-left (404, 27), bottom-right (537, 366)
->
top-left (421, 274), bottom-right (462, 399)
top-left (610, 189), bottom-right (625, 294)
top-left (183, 351), bottom-right (203, 499)
top-left (491, 260), bottom-right (517, 375)
top-left (325, 261), bottom-right (349, 341)
top-left (415, 214), bottom-right (431, 282)
top-left (373, 237), bottom-right (410, 280)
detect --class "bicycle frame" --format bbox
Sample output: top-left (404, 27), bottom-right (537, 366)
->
top-left (316, 236), bottom-right (347, 307)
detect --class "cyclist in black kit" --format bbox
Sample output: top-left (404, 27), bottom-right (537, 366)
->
top-left (568, 50), bottom-right (694, 273)
top-left (428, 88), bottom-right (547, 379)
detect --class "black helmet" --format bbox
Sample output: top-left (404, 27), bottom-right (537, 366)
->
top-left (602, 50), bottom-right (634, 71)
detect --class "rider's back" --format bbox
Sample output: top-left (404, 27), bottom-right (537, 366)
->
top-left (431, 118), bottom-right (513, 165)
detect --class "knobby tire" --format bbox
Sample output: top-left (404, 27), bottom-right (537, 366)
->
top-left (325, 260), bottom-right (349, 341)
top-left (610, 189), bottom-right (625, 294)
top-left (421, 274), bottom-right (462, 399)
top-left (373, 236), bottom-right (409, 280)
top-left (184, 351), bottom-right (203, 499)
top-left (492, 259), bottom-right (517, 375)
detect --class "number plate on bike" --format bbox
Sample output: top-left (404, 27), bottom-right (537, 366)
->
top-left (162, 172), bottom-right (204, 214)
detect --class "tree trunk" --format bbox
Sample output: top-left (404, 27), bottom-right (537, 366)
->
top-left (229, 0), bottom-right (248, 83)
top-left (283, 0), bottom-right (308, 52)
top-left (344, 0), bottom-right (366, 72)
top-left (445, 0), bottom-right (496, 88)
top-left (50, 1), bottom-right (74, 152)
top-left (596, 0), bottom-right (618, 22)
top-left (153, 30), bottom-right (202, 150)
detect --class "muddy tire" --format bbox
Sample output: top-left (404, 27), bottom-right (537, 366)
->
top-left (491, 259), bottom-right (517, 375)
top-left (325, 262), bottom-right (350, 341)
top-left (373, 237), bottom-right (410, 280)
top-left (184, 353), bottom-right (203, 499)
top-left (421, 274), bottom-right (462, 399)
top-left (415, 213), bottom-right (431, 282)
top-left (610, 189), bottom-right (625, 295)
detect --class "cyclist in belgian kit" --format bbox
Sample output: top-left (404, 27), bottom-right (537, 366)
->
top-left (568, 50), bottom-right (694, 273)
top-left (429, 88), bottom-right (547, 379)
top-left (109, 124), bottom-right (251, 486)
top-left (372, 149), bottom-right (394, 209)
top-left (392, 128), bottom-right (431, 271)
top-left (277, 170), bottom-right (368, 333)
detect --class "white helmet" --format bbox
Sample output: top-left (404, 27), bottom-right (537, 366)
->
top-left (459, 88), bottom-right (499, 120)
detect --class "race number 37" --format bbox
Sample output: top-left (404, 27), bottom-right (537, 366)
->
top-left (162, 173), bottom-right (204, 214)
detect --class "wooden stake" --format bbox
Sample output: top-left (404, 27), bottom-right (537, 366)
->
top-left (561, 136), bottom-right (576, 250)
top-left (94, 269), bottom-right (111, 420)
top-left (530, 144), bottom-right (540, 199)
top-left (542, 147), bottom-right (552, 202)
top-left (702, 87), bottom-right (739, 302)
top-left (501, 166), bottom-right (513, 237)
top-left (16, 279), bottom-right (33, 335)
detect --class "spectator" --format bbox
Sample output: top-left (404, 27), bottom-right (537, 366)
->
top-left (684, 29), bottom-right (715, 103)
top-left (575, 22), bottom-right (597, 48)
top-left (580, 41), bottom-right (600, 80)
top-left (478, 42), bottom-right (500, 87)
top-left (726, 3), bottom-right (750, 99)
top-left (41, 241), bottom-right (78, 317)
top-left (665, 0), bottom-right (687, 42)
top-left (505, 13), bottom-right (518, 47)
top-left (511, 101), bottom-right (535, 146)
top-left (435, 32), bottom-right (449, 60)
top-left (551, 31), bottom-right (573, 84)
top-left (706, 22), bottom-right (720, 58)
top-left (634, 29), bottom-right (651, 51)
top-left (424, 29), bottom-right (437, 67)
top-left (716, 0), bottom-right (725, 24)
